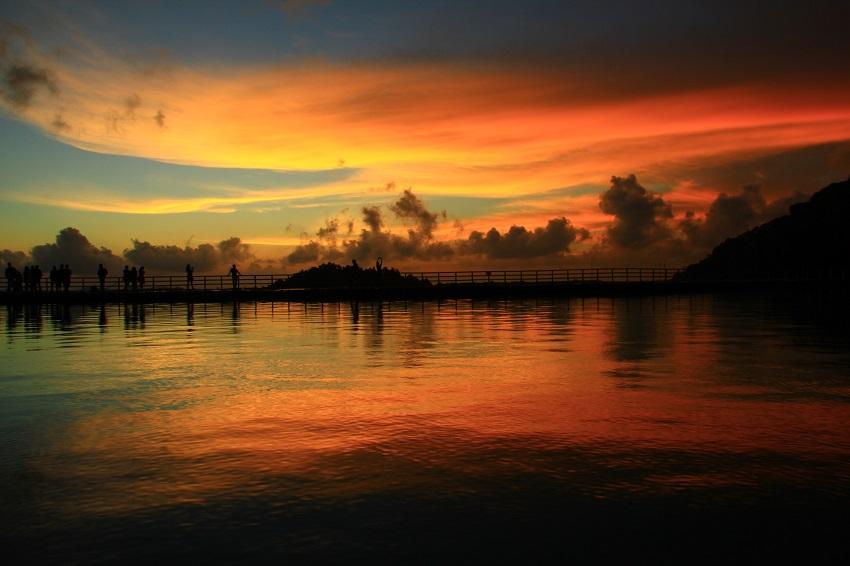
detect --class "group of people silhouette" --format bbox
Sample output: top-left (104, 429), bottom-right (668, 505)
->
top-left (5, 261), bottom-right (246, 293)
top-left (5, 263), bottom-right (74, 293)
top-left (116, 265), bottom-right (147, 291)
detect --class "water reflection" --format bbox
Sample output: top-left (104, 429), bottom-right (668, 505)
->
top-left (1, 295), bottom-right (850, 562)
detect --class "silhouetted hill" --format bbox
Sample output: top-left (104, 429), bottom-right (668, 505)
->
top-left (273, 262), bottom-right (430, 289)
top-left (677, 178), bottom-right (850, 281)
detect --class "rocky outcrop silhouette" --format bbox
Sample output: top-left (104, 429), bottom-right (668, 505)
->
top-left (677, 178), bottom-right (850, 281)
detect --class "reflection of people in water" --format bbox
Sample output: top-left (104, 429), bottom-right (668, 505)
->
top-left (99, 303), bottom-right (107, 328)
top-left (186, 264), bottom-right (194, 290)
top-left (228, 264), bottom-right (241, 289)
top-left (97, 264), bottom-right (108, 292)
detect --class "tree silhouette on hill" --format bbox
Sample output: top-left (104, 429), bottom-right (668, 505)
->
top-left (677, 178), bottom-right (850, 281)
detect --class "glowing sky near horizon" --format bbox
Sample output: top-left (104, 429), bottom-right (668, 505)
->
top-left (2, 0), bottom-right (850, 266)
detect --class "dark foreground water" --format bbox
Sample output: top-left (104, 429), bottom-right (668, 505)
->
top-left (2, 294), bottom-right (850, 563)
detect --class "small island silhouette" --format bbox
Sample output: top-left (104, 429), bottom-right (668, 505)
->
top-left (272, 262), bottom-right (430, 290)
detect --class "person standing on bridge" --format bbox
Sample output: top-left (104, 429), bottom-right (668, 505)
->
top-left (229, 264), bottom-right (241, 290)
top-left (63, 264), bottom-right (72, 292)
top-left (138, 266), bottom-right (146, 291)
top-left (32, 265), bottom-right (42, 292)
top-left (5, 262), bottom-right (19, 293)
top-left (186, 264), bottom-right (194, 290)
top-left (97, 264), bottom-right (108, 292)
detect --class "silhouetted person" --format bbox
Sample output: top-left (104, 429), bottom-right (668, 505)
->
top-left (122, 265), bottom-right (130, 290)
top-left (5, 262), bottom-right (18, 293)
top-left (229, 264), bottom-right (240, 290)
top-left (351, 258), bottom-right (360, 288)
top-left (49, 265), bottom-right (58, 292)
top-left (97, 264), bottom-right (108, 292)
top-left (138, 266), bottom-right (146, 290)
top-left (63, 264), bottom-right (72, 292)
top-left (130, 266), bottom-right (138, 291)
top-left (32, 265), bottom-right (42, 292)
top-left (186, 264), bottom-right (194, 290)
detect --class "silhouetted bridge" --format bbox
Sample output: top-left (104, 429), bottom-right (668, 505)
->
top-left (47, 267), bottom-right (685, 292)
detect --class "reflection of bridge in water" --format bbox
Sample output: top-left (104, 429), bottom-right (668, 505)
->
top-left (20, 267), bottom-right (685, 293)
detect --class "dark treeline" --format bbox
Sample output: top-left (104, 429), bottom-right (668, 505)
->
top-left (274, 261), bottom-right (429, 289)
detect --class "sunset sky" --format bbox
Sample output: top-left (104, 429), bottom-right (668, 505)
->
top-left (2, 0), bottom-right (850, 272)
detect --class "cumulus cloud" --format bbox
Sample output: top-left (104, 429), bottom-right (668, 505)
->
top-left (361, 206), bottom-right (383, 232)
top-left (316, 218), bottom-right (341, 242)
top-left (599, 174), bottom-right (673, 249)
top-left (30, 227), bottom-right (123, 273)
top-left (461, 219), bottom-right (590, 259)
top-left (286, 189), bottom-right (590, 265)
top-left (1, 248), bottom-right (30, 266)
top-left (390, 189), bottom-right (443, 238)
top-left (124, 236), bottom-right (256, 273)
top-left (680, 184), bottom-right (808, 248)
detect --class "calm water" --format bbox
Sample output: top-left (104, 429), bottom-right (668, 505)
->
top-left (2, 295), bottom-right (850, 563)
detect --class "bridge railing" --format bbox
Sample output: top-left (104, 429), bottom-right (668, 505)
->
top-left (48, 274), bottom-right (291, 292)
top-left (33, 267), bottom-right (684, 292)
top-left (405, 268), bottom-right (684, 285)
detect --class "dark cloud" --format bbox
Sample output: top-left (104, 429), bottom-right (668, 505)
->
top-left (316, 218), bottom-right (340, 242)
top-left (287, 189), bottom-right (590, 265)
top-left (124, 237), bottom-right (256, 273)
top-left (124, 93), bottom-right (142, 116)
top-left (50, 113), bottom-right (70, 132)
top-left (599, 175), bottom-right (673, 249)
top-left (390, 189), bottom-right (442, 238)
top-left (680, 184), bottom-right (808, 248)
top-left (1, 248), bottom-right (29, 267)
top-left (462, 218), bottom-right (590, 259)
top-left (1, 64), bottom-right (57, 108)
top-left (30, 228), bottom-right (123, 274)
top-left (361, 206), bottom-right (383, 232)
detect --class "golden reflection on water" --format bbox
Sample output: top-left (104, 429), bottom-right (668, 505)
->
top-left (3, 297), bottom-right (850, 523)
